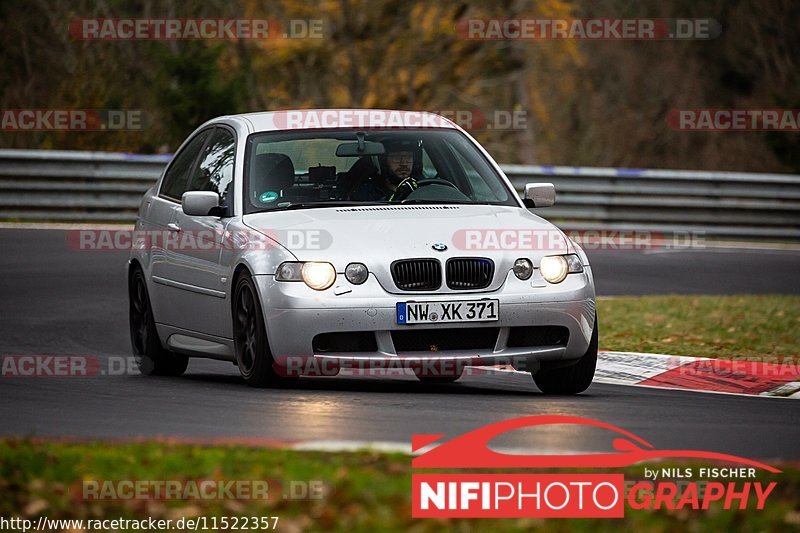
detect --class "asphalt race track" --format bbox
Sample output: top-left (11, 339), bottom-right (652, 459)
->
top-left (1, 228), bottom-right (799, 460)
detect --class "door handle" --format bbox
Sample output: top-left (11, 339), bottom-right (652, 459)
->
top-left (167, 222), bottom-right (181, 232)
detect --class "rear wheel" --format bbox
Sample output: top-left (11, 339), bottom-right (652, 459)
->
top-left (233, 272), bottom-right (281, 387)
top-left (533, 318), bottom-right (598, 395)
top-left (129, 267), bottom-right (188, 376)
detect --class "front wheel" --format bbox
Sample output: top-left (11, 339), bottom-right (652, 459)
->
top-left (533, 318), bottom-right (598, 395)
top-left (129, 267), bottom-right (188, 376)
top-left (233, 273), bottom-right (281, 387)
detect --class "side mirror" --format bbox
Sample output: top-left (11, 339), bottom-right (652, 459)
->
top-left (182, 191), bottom-right (220, 216)
top-left (523, 183), bottom-right (555, 208)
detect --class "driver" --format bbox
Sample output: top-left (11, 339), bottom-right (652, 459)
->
top-left (350, 139), bottom-right (420, 202)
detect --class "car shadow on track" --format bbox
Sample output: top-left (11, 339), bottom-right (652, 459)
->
top-left (171, 369), bottom-right (600, 398)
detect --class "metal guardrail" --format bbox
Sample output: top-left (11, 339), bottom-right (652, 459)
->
top-left (1, 149), bottom-right (799, 239)
top-left (504, 164), bottom-right (800, 239)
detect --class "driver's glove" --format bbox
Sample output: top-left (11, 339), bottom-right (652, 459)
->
top-left (388, 177), bottom-right (418, 202)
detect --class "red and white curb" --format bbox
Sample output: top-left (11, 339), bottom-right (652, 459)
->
top-left (593, 351), bottom-right (800, 398)
top-left (338, 351), bottom-right (800, 399)
top-left (480, 351), bottom-right (800, 399)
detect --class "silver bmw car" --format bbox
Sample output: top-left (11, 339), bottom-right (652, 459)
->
top-left (128, 110), bottom-right (597, 394)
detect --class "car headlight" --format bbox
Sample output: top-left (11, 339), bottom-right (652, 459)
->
top-left (301, 262), bottom-right (337, 290)
top-left (345, 262), bottom-right (369, 285)
top-left (539, 254), bottom-right (583, 284)
top-left (275, 262), bottom-right (303, 281)
top-left (513, 258), bottom-right (533, 280)
top-left (276, 261), bottom-right (337, 291)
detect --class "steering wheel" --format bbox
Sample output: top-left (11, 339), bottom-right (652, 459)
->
top-left (416, 177), bottom-right (460, 191)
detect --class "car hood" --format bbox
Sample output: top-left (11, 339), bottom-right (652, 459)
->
top-left (242, 204), bottom-right (572, 263)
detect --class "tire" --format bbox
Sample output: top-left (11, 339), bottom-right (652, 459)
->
top-left (129, 267), bottom-right (188, 376)
top-left (533, 318), bottom-right (598, 395)
top-left (233, 272), bottom-right (281, 387)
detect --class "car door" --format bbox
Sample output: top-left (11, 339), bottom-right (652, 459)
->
top-left (147, 128), bottom-right (212, 329)
top-left (165, 126), bottom-right (236, 338)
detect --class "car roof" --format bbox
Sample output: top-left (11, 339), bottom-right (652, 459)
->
top-left (211, 109), bottom-right (459, 133)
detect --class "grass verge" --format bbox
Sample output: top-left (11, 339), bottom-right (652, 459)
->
top-left (598, 295), bottom-right (800, 360)
top-left (1, 441), bottom-right (798, 531)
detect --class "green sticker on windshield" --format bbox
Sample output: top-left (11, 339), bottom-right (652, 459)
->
top-left (259, 191), bottom-right (278, 203)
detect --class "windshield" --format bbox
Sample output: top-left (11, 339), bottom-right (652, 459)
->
top-left (244, 129), bottom-right (519, 213)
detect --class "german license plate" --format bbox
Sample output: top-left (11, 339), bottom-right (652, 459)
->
top-left (396, 299), bottom-right (499, 325)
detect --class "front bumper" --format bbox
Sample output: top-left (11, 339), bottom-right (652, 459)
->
top-left (254, 268), bottom-right (596, 372)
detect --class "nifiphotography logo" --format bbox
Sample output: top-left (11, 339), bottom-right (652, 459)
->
top-left (411, 415), bottom-right (779, 518)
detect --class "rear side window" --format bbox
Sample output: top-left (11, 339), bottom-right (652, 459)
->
top-left (160, 130), bottom-right (211, 201)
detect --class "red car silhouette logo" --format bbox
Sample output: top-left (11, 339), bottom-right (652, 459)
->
top-left (412, 415), bottom-right (780, 472)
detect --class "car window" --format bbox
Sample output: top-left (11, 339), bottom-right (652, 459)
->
top-left (452, 148), bottom-right (494, 200)
top-left (188, 127), bottom-right (235, 200)
top-left (160, 130), bottom-right (211, 201)
top-left (421, 149), bottom-right (437, 179)
top-left (444, 136), bottom-right (509, 202)
top-left (245, 129), bottom-right (518, 212)
top-left (254, 138), bottom-right (359, 173)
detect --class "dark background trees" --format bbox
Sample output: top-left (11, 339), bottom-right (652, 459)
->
top-left (1, 0), bottom-right (797, 172)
